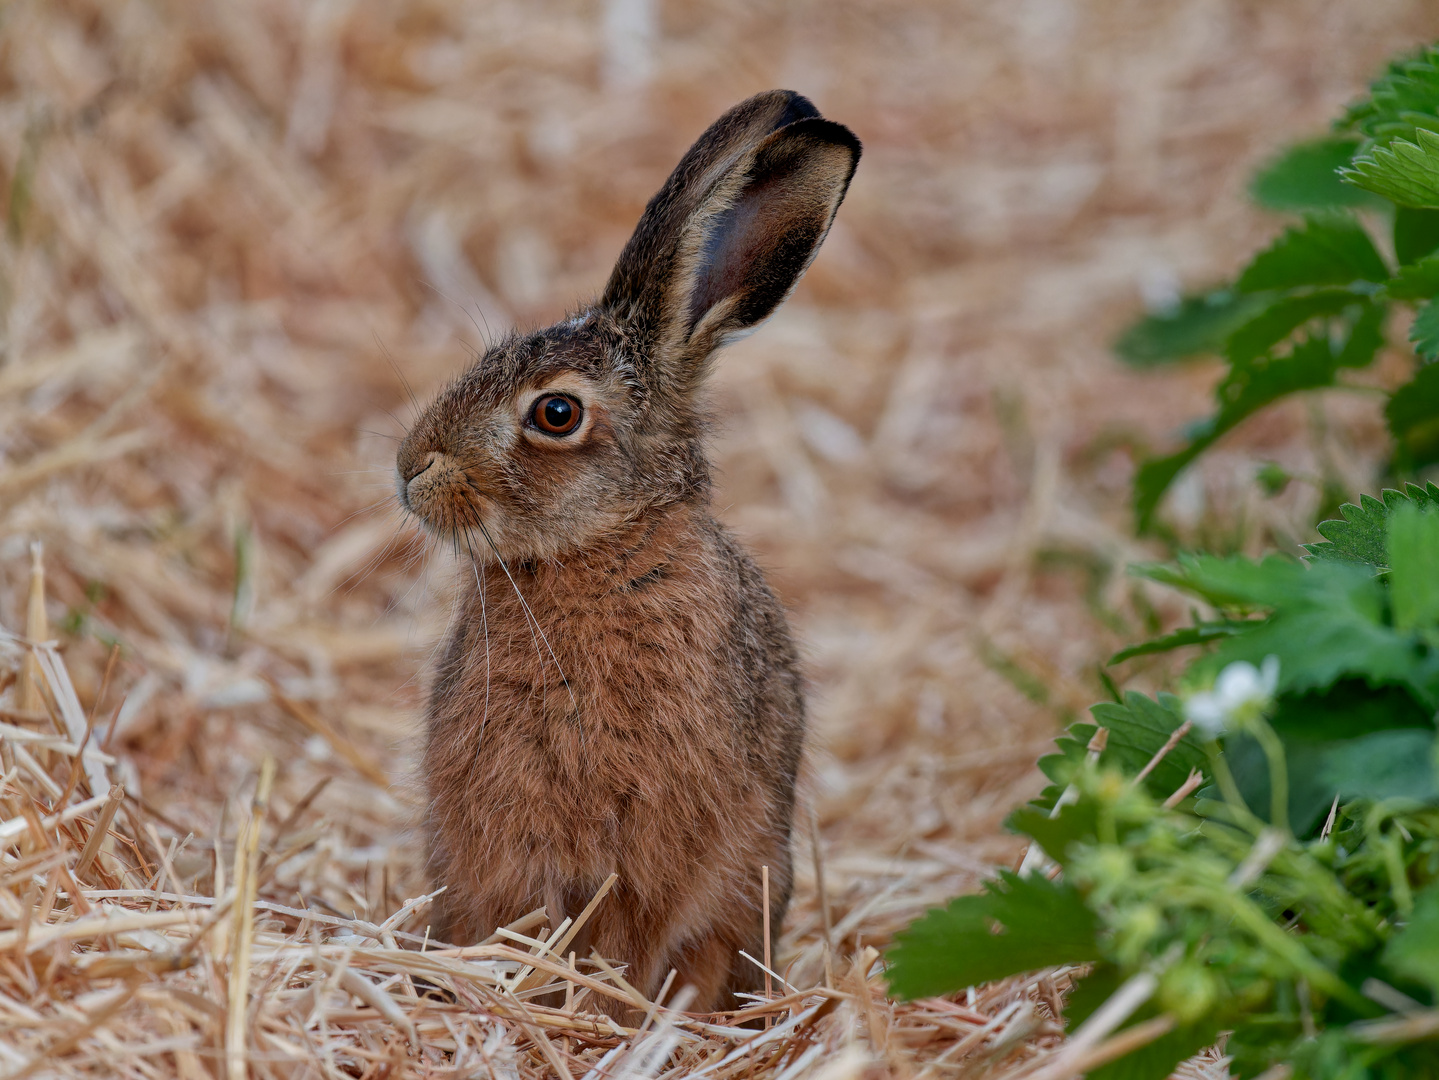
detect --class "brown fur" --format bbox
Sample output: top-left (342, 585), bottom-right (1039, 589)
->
top-left (396, 90), bottom-right (860, 1014)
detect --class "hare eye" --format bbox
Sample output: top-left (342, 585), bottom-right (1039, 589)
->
top-left (531, 394), bottom-right (582, 436)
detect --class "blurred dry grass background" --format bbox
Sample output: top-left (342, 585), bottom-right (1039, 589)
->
top-left (1, 0), bottom-right (1436, 1075)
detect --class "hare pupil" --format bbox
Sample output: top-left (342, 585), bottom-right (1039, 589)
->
top-left (534, 395), bottom-right (580, 435)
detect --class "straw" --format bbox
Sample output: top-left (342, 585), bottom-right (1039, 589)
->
top-left (0, 1), bottom-right (1414, 1076)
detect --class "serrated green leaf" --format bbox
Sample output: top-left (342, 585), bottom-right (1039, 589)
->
top-left (1395, 207), bottom-right (1439, 265)
top-left (1236, 215), bottom-right (1389, 293)
top-left (1383, 882), bottom-right (1439, 996)
top-left (1090, 691), bottom-right (1207, 800)
top-left (1387, 366), bottom-right (1439, 470)
top-left (1135, 335), bottom-right (1348, 531)
top-left (1140, 554), bottom-right (1439, 704)
top-left (1250, 136), bottom-right (1385, 213)
top-left (1202, 606), bottom-right (1437, 708)
top-left (1008, 800), bottom-right (1100, 866)
top-left (1230, 682), bottom-right (1438, 834)
top-left (1343, 45), bottom-right (1439, 144)
top-left (1306, 492), bottom-right (1393, 568)
top-left (1387, 251), bottom-right (1439, 299)
top-left (1389, 501), bottom-right (1439, 630)
top-left (1140, 552), bottom-right (1355, 608)
top-left (886, 872), bottom-right (1100, 999)
top-left (1108, 622), bottom-right (1245, 665)
top-left (1223, 290), bottom-right (1369, 366)
top-left (1344, 128), bottom-right (1439, 209)
top-left (1115, 290), bottom-right (1269, 367)
top-left (1411, 300), bottom-right (1439, 360)
top-left (1035, 724), bottom-right (1095, 811)
top-left (1303, 485), bottom-right (1439, 567)
top-left (1037, 740), bottom-right (1089, 789)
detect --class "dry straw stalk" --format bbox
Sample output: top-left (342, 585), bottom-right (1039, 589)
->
top-left (0, 0), bottom-right (1417, 1075)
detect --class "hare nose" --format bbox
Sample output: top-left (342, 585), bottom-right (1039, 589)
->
top-left (402, 451), bottom-right (441, 484)
top-left (398, 451), bottom-right (446, 512)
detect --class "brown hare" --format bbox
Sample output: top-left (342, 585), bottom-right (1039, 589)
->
top-left (396, 90), bottom-right (860, 1014)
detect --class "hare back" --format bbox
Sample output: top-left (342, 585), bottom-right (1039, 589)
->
top-left (423, 501), bottom-right (804, 946)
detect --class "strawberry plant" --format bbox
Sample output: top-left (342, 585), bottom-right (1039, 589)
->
top-left (888, 485), bottom-right (1439, 1078)
top-left (1119, 45), bottom-right (1439, 533)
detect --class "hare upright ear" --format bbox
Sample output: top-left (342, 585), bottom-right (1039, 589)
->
top-left (601, 91), bottom-right (861, 395)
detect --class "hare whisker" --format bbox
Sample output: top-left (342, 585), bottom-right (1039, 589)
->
top-left (419, 277), bottom-right (495, 353)
top-left (460, 531), bottom-right (494, 751)
top-left (474, 520), bottom-right (580, 726)
top-left (464, 526), bottom-right (558, 739)
top-left (372, 507), bottom-right (439, 624)
top-left (373, 330), bottom-right (422, 420)
top-left (344, 521), bottom-right (421, 605)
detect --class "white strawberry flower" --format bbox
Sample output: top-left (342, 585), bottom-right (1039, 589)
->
top-left (1184, 656), bottom-right (1280, 738)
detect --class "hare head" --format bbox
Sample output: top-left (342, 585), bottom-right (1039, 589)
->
top-left (396, 90), bottom-right (860, 562)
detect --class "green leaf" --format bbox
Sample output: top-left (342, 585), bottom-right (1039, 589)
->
top-left (1250, 136), bottom-right (1385, 213)
top-left (1009, 799), bottom-right (1100, 866)
top-left (1303, 485), bottom-right (1439, 568)
top-left (886, 872), bottom-right (1100, 999)
top-left (1207, 607), bottom-right (1437, 709)
top-left (1320, 729), bottom-right (1439, 803)
top-left (1135, 335), bottom-right (1348, 531)
top-left (1141, 554), bottom-right (1439, 705)
top-left (1306, 492), bottom-right (1394, 568)
top-left (1256, 461), bottom-right (1293, 495)
top-left (1108, 622), bottom-right (1245, 665)
top-left (1038, 722), bottom-right (1094, 790)
top-left (1344, 128), bottom-right (1439, 208)
top-left (1387, 366), bottom-right (1439, 470)
top-left (1133, 451), bottom-right (1206, 534)
top-left (1336, 297), bottom-right (1388, 368)
top-left (1031, 698), bottom-right (1205, 810)
top-left (1197, 595), bottom-right (1433, 696)
top-left (1086, 1024), bottom-right (1221, 1080)
top-left (1383, 882), bottom-right (1439, 997)
top-left (1343, 45), bottom-right (1439, 144)
top-left (1386, 251), bottom-right (1439, 299)
top-left (1223, 290), bottom-right (1369, 366)
top-left (1115, 290), bottom-right (1269, 367)
top-left (1394, 207), bottom-right (1439, 264)
top-left (1089, 692), bottom-right (1207, 801)
top-left (1231, 682), bottom-right (1438, 834)
top-left (1063, 964), bottom-right (1126, 1030)
top-left (1388, 500), bottom-right (1439, 630)
top-left (1269, 680), bottom-right (1434, 741)
top-left (1064, 967), bottom-right (1221, 1080)
top-left (1236, 215), bottom-right (1389, 293)
top-left (1413, 300), bottom-right (1439, 361)
top-left (1141, 552), bottom-right (1356, 608)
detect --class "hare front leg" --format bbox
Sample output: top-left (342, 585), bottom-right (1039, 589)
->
top-left (669, 928), bottom-right (758, 1014)
top-left (586, 899), bottom-right (669, 1023)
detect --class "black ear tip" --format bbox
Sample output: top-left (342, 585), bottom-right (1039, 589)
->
top-left (774, 116), bottom-right (863, 162)
top-left (764, 89), bottom-right (822, 128)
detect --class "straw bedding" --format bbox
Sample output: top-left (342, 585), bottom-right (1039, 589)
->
top-left (0, 1), bottom-right (1431, 1076)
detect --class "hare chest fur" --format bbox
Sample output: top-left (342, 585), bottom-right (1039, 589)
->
top-left (397, 89), bottom-right (859, 1013)
top-left (424, 504), bottom-right (803, 1007)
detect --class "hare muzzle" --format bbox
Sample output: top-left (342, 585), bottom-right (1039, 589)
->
top-left (398, 450), bottom-right (469, 524)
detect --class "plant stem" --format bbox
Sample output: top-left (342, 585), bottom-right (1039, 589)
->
top-left (1204, 740), bottom-right (1263, 834)
top-left (1248, 714), bottom-right (1290, 835)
